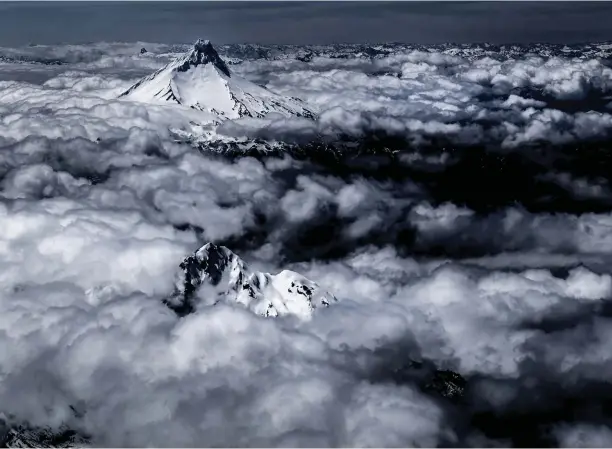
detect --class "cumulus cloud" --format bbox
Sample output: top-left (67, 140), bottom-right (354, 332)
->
top-left (216, 48), bottom-right (612, 146)
top-left (2, 40), bottom-right (612, 447)
top-left (555, 424), bottom-right (612, 447)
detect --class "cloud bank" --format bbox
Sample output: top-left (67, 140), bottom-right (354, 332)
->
top-left (2, 41), bottom-right (612, 447)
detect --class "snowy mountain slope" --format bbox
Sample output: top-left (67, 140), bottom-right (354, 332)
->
top-left (164, 243), bottom-right (337, 320)
top-left (119, 39), bottom-right (316, 120)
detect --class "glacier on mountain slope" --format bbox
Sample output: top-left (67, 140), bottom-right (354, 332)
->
top-left (164, 243), bottom-right (337, 320)
top-left (119, 39), bottom-right (316, 121)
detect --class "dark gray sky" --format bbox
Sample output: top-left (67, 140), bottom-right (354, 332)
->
top-left (1, 1), bottom-right (612, 46)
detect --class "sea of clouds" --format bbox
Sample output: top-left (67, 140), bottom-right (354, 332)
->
top-left (2, 41), bottom-right (612, 447)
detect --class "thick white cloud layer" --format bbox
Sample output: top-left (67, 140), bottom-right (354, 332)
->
top-left (225, 49), bottom-right (612, 146)
top-left (2, 41), bottom-right (612, 447)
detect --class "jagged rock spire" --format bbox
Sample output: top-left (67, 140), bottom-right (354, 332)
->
top-left (177, 39), bottom-right (231, 77)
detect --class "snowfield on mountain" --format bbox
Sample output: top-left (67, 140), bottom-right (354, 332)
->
top-left (119, 39), bottom-right (316, 121)
top-left (165, 243), bottom-right (338, 320)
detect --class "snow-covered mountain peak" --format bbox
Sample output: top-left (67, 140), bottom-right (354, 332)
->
top-left (186, 242), bottom-right (248, 292)
top-left (178, 39), bottom-right (231, 77)
top-left (165, 243), bottom-right (337, 320)
top-left (119, 39), bottom-right (316, 120)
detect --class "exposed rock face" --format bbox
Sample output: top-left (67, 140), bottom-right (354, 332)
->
top-left (0, 422), bottom-right (89, 448)
top-left (176, 39), bottom-right (231, 77)
top-left (164, 243), bottom-right (337, 320)
top-left (370, 355), bottom-right (467, 403)
top-left (424, 369), bottom-right (467, 401)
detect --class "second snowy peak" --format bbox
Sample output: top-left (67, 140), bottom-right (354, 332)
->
top-left (165, 243), bottom-right (337, 320)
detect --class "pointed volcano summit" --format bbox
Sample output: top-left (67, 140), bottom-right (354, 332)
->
top-left (177, 39), bottom-right (231, 77)
top-left (119, 39), bottom-right (316, 120)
